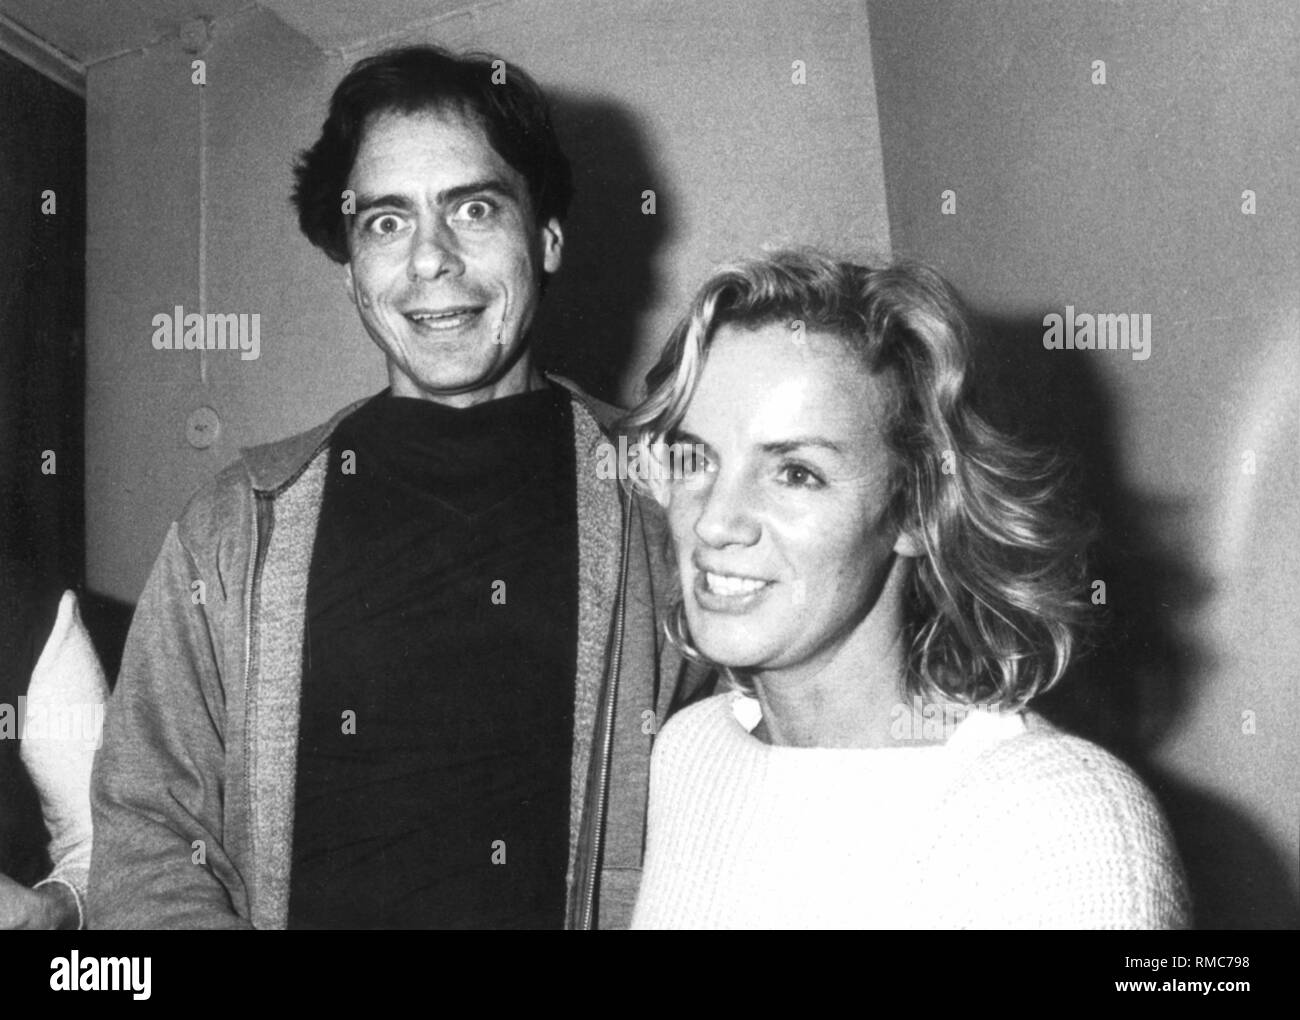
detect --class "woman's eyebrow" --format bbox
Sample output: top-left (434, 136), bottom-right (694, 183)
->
top-left (761, 438), bottom-right (845, 456)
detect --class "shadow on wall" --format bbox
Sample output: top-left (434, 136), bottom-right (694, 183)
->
top-left (974, 312), bottom-right (1299, 930)
top-left (530, 93), bottom-right (672, 404)
top-left (79, 588), bottom-right (136, 690)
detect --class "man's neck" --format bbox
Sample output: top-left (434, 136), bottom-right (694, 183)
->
top-left (389, 363), bottom-right (547, 408)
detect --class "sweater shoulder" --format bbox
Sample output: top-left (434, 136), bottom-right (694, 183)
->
top-left (654, 692), bottom-right (739, 755)
top-left (936, 722), bottom-right (1192, 927)
top-left (962, 722), bottom-right (1163, 816)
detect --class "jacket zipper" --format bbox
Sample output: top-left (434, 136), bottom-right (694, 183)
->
top-left (578, 496), bottom-right (632, 929)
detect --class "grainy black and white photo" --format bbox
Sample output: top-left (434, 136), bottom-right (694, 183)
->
top-left (0, 0), bottom-right (1294, 982)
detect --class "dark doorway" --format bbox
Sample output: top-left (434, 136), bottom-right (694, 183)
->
top-left (0, 46), bottom-right (86, 590)
top-left (0, 44), bottom-right (86, 888)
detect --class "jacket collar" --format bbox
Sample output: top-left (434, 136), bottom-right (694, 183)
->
top-left (239, 372), bottom-right (621, 494)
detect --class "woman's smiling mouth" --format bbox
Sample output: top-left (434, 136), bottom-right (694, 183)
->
top-left (693, 567), bottom-right (774, 613)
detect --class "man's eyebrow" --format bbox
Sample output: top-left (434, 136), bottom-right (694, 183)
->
top-left (437, 178), bottom-right (523, 206)
top-left (352, 193), bottom-right (415, 216)
top-left (351, 178), bottom-right (523, 217)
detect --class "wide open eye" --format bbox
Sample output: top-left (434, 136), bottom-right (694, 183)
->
top-left (366, 213), bottom-right (406, 235)
top-left (452, 199), bottom-right (496, 224)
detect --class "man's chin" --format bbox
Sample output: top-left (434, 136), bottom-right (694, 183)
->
top-left (391, 356), bottom-right (536, 404)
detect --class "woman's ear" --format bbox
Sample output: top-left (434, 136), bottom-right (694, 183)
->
top-left (893, 528), bottom-right (922, 558)
top-left (647, 468), bottom-right (672, 509)
top-left (639, 437), bottom-right (674, 508)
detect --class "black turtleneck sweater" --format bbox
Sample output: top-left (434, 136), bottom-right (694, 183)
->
top-left (287, 385), bottom-right (578, 929)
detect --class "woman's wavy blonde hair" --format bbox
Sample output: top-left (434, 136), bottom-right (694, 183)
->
top-left (620, 248), bottom-right (1097, 710)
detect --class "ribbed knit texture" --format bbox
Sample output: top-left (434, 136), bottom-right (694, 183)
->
top-left (632, 692), bottom-right (1191, 929)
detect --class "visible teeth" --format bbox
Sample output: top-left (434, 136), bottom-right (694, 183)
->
top-left (705, 571), bottom-right (766, 595)
top-left (409, 310), bottom-right (474, 324)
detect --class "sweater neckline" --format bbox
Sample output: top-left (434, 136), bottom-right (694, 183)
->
top-left (726, 691), bottom-right (1026, 754)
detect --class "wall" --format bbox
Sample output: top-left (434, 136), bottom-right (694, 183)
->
top-left (869, 0), bottom-right (1299, 928)
top-left (84, 0), bottom-right (890, 605)
top-left (85, 8), bottom-right (350, 603)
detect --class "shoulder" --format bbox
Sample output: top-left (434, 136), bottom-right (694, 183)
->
top-left (646, 693), bottom-right (754, 824)
top-left (936, 716), bottom-right (1191, 927)
top-left (959, 715), bottom-right (1169, 826)
top-left (547, 373), bottom-right (622, 432)
top-left (655, 692), bottom-right (740, 756)
top-left (171, 404), bottom-right (363, 554)
top-left (239, 397), bottom-right (372, 493)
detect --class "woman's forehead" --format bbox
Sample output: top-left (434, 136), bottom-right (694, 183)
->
top-left (686, 323), bottom-right (893, 449)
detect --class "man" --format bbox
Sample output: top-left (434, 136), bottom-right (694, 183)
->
top-left (89, 45), bottom-right (685, 929)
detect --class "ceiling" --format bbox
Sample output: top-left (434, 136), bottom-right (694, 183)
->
top-left (0, 0), bottom-right (491, 66)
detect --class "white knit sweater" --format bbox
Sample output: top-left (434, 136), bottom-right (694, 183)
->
top-left (631, 691), bottom-right (1190, 929)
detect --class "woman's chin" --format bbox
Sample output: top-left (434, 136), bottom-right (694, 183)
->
top-left (689, 621), bottom-right (778, 672)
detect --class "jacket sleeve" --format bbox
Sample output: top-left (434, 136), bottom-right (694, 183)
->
top-left (22, 592), bottom-right (108, 929)
top-left (88, 523), bottom-right (253, 929)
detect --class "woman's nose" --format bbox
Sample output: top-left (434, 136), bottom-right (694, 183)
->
top-left (692, 470), bottom-right (761, 548)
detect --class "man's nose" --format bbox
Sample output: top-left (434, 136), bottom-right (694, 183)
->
top-left (692, 469), bottom-right (761, 548)
top-left (408, 219), bottom-right (463, 281)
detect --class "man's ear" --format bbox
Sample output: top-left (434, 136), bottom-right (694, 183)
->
top-left (343, 262), bottom-right (358, 306)
top-left (540, 217), bottom-right (563, 275)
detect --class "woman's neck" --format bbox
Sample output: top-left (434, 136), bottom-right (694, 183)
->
top-left (751, 640), bottom-right (909, 749)
top-left (749, 561), bottom-right (939, 750)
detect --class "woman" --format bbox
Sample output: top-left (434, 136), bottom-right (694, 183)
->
top-left (624, 249), bottom-right (1190, 929)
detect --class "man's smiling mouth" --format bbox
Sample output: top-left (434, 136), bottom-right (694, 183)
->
top-left (404, 306), bottom-right (484, 330)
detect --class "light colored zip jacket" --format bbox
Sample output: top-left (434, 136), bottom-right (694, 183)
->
top-left (88, 377), bottom-right (685, 929)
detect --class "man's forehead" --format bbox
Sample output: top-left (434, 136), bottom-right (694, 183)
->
top-left (358, 105), bottom-right (489, 155)
top-left (350, 107), bottom-right (519, 186)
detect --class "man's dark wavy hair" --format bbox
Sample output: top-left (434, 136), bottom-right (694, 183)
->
top-left (292, 44), bottom-right (573, 264)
